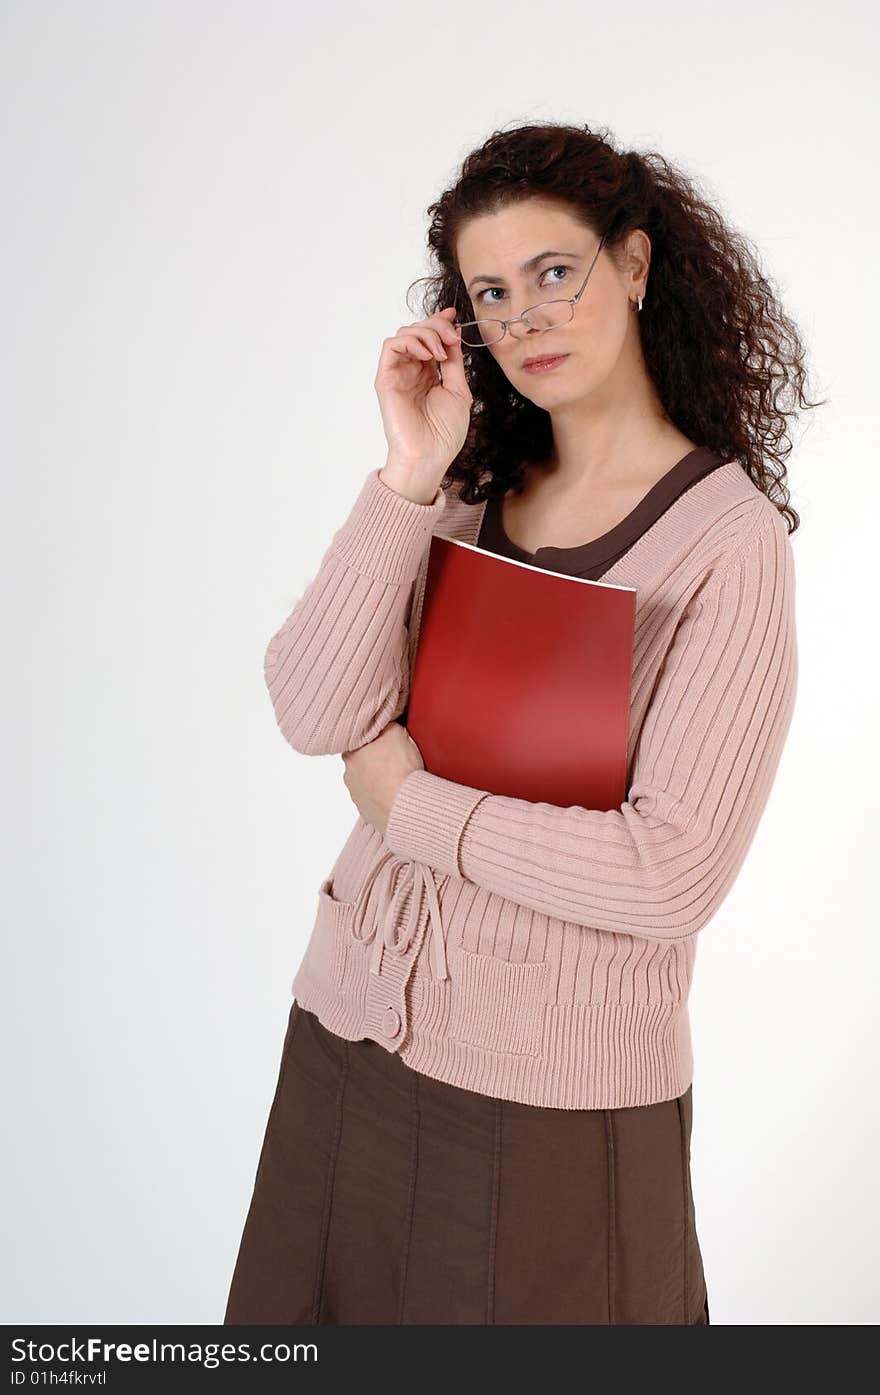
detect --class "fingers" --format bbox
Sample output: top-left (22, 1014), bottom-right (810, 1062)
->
top-left (388, 329), bottom-right (451, 362)
top-left (389, 309), bottom-right (461, 364)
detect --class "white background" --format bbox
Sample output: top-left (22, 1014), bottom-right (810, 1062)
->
top-left (2, 0), bottom-right (877, 1326)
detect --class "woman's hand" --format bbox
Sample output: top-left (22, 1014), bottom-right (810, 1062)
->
top-left (341, 720), bottom-right (425, 837)
top-left (375, 306), bottom-right (473, 504)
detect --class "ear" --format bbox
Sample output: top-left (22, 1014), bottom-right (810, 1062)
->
top-left (623, 228), bottom-right (651, 295)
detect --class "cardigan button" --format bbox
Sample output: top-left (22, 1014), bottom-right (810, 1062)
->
top-left (382, 1006), bottom-right (402, 1039)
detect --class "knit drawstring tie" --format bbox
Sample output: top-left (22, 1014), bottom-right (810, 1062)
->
top-left (351, 849), bottom-right (449, 981)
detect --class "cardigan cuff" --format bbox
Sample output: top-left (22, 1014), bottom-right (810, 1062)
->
top-left (383, 768), bottom-right (489, 878)
top-left (328, 468), bottom-right (447, 586)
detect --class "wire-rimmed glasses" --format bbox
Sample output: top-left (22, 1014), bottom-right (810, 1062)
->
top-left (454, 233), bottom-right (607, 348)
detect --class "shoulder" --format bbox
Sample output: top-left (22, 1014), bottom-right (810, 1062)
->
top-left (432, 473), bottom-right (485, 531)
top-left (683, 461), bottom-right (795, 590)
top-left (694, 498), bottom-right (796, 629)
top-left (440, 473), bottom-right (472, 507)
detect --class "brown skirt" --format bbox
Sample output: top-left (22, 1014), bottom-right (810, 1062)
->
top-left (224, 999), bottom-right (710, 1325)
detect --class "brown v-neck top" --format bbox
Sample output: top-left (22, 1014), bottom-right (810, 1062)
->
top-left (476, 446), bottom-right (727, 578)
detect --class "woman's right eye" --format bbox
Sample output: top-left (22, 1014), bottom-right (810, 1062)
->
top-left (475, 264), bottom-right (572, 309)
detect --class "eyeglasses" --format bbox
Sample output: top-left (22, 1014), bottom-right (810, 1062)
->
top-left (454, 233), bottom-right (607, 348)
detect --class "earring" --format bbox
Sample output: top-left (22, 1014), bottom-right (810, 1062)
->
top-left (630, 293), bottom-right (644, 312)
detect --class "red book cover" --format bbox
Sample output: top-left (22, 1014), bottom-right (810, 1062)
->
top-left (405, 534), bottom-right (637, 810)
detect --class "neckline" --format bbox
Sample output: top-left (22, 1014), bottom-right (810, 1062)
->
top-left (485, 447), bottom-right (723, 567)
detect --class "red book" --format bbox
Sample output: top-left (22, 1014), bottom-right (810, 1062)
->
top-left (405, 534), bottom-right (637, 810)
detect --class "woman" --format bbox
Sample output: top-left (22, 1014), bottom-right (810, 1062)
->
top-left (224, 121), bottom-right (821, 1325)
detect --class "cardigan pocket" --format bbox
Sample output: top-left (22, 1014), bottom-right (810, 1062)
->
top-left (448, 946), bottom-right (548, 1057)
top-left (300, 876), bottom-right (357, 992)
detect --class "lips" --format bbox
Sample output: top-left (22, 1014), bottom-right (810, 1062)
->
top-left (522, 353), bottom-right (568, 371)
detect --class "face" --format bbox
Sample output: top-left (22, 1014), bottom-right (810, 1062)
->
top-left (454, 198), bottom-right (649, 405)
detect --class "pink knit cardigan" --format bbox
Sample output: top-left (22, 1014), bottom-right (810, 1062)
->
top-left (262, 462), bottom-right (798, 1109)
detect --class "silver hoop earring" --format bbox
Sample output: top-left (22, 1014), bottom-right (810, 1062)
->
top-left (630, 294), bottom-right (644, 312)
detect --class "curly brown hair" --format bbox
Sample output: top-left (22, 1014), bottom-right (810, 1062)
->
top-left (406, 120), bottom-right (827, 535)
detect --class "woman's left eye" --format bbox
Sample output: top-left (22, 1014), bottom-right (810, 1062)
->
top-left (477, 265), bottom-right (571, 307)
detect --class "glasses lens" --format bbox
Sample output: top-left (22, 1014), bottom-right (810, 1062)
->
top-left (457, 319), bottom-right (505, 347)
top-left (456, 300), bottom-right (573, 347)
top-left (523, 300), bottom-right (573, 331)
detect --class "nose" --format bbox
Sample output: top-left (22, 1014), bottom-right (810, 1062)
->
top-left (505, 317), bottom-right (541, 343)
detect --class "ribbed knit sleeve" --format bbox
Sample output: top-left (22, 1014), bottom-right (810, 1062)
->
top-left (383, 508), bottom-right (797, 944)
top-left (263, 469), bottom-right (446, 756)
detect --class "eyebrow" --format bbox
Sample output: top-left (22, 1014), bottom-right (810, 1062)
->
top-left (465, 249), bottom-right (583, 292)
